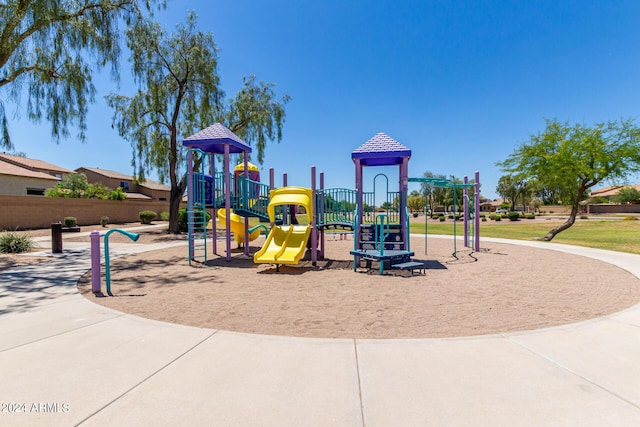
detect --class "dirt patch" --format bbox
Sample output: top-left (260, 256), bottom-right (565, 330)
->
top-left (77, 236), bottom-right (640, 339)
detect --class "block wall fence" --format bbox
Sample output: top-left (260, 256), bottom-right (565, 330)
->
top-left (0, 195), bottom-right (184, 230)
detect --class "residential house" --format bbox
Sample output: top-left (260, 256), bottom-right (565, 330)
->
top-left (589, 184), bottom-right (640, 201)
top-left (76, 166), bottom-right (171, 202)
top-left (0, 153), bottom-right (74, 196)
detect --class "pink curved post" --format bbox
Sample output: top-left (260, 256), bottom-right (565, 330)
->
top-left (90, 231), bottom-right (101, 294)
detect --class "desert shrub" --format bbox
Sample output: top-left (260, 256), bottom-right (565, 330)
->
top-left (63, 217), bottom-right (77, 227)
top-left (508, 212), bottom-right (520, 221)
top-left (139, 210), bottom-right (157, 224)
top-left (100, 216), bottom-right (109, 227)
top-left (622, 216), bottom-right (639, 221)
top-left (579, 215), bottom-right (589, 220)
top-left (0, 231), bottom-right (35, 253)
top-left (160, 212), bottom-right (170, 221)
top-left (525, 214), bottom-right (535, 219)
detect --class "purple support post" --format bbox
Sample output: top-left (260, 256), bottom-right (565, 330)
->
top-left (283, 173), bottom-right (288, 225)
top-left (187, 150), bottom-right (194, 261)
top-left (311, 166), bottom-right (317, 266)
top-left (354, 158), bottom-right (363, 270)
top-left (399, 157), bottom-right (409, 250)
top-left (90, 231), bottom-right (101, 294)
top-left (269, 168), bottom-right (275, 228)
top-left (474, 171), bottom-right (481, 252)
top-left (224, 144), bottom-right (231, 261)
top-left (243, 153), bottom-right (250, 256)
top-left (210, 155), bottom-right (217, 255)
top-left (463, 175), bottom-right (469, 248)
top-left (320, 172), bottom-right (325, 258)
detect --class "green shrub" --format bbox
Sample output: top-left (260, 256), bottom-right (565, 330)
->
top-left (160, 212), bottom-right (170, 221)
top-left (622, 216), bottom-right (639, 221)
top-left (525, 214), bottom-right (535, 219)
top-left (139, 210), bottom-right (157, 224)
top-left (108, 187), bottom-right (127, 201)
top-left (481, 217), bottom-right (487, 222)
top-left (63, 217), bottom-right (77, 227)
top-left (494, 215), bottom-right (501, 222)
top-left (579, 215), bottom-right (589, 220)
top-left (101, 216), bottom-right (109, 227)
top-left (439, 215), bottom-right (445, 222)
top-left (178, 208), bottom-right (212, 231)
top-left (0, 231), bottom-right (35, 254)
top-left (508, 212), bottom-right (520, 221)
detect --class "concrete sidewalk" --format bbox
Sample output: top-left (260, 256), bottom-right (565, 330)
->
top-left (1, 237), bottom-right (640, 426)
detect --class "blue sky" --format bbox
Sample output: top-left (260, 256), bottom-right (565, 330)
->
top-left (7, 0), bottom-right (640, 199)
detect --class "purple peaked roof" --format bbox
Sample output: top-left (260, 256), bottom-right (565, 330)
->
top-left (352, 133), bottom-right (411, 166)
top-left (182, 123), bottom-right (251, 154)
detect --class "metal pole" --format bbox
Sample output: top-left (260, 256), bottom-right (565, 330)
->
top-left (453, 185), bottom-right (457, 256)
top-left (90, 231), bottom-right (101, 294)
top-left (464, 176), bottom-right (469, 248)
top-left (311, 166), bottom-right (317, 266)
top-left (269, 168), bottom-right (275, 227)
top-left (187, 150), bottom-right (194, 262)
top-left (243, 153), bottom-right (250, 256)
top-left (475, 170), bottom-right (481, 252)
top-left (320, 171), bottom-right (325, 258)
top-left (224, 144), bottom-right (231, 261)
top-left (211, 154), bottom-right (217, 255)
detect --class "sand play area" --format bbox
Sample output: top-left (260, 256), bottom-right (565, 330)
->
top-left (74, 228), bottom-right (640, 339)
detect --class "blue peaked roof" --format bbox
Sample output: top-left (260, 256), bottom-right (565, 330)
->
top-left (182, 123), bottom-right (251, 154)
top-left (352, 133), bottom-right (411, 166)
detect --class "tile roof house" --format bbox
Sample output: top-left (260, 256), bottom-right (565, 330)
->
top-left (0, 153), bottom-right (72, 196)
top-left (76, 166), bottom-right (171, 201)
top-left (0, 153), bottom-right (74, 180)
top-left (589, 184), bottom-right (640, 200)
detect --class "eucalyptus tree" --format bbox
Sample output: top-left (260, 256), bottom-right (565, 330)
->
top-left (498, 118), bottom-right (640, 240)
top-left (107, 13), bottom-right (289, 233)
top-left (0, 0), bottom-right (162, 149)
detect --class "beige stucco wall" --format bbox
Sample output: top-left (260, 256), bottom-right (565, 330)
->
top-left (0, 175), bottom-right (58, 196)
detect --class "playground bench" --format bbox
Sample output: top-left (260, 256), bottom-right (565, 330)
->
top-left (391, 261), bottom-right (426, 275)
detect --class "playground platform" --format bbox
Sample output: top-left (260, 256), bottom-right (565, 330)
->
top-left (2, 234), bottom-right (640, 425)
top-left (350, 249), bottom-right (416, 275)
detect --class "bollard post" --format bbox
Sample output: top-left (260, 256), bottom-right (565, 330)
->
top-left (51, 222), bottom-right (62, 253)
top-left (90, 231), bottom-right (101, 294)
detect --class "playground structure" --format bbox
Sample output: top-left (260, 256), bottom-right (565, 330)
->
top-left (182, 124), bottom-right (480, 273)
top-left (408, 173), bottom-right (481, 256)
top-left (216, 208), bottom-right (263, 246)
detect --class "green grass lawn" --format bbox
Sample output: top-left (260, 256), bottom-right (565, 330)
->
top-left (410, 219), bottom-right (640, 254)
top-left (242, 214), bottom-right (639, 255)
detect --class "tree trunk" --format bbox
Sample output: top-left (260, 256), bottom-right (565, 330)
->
top-left (168, 184), bottom-right (182, 234)
top-left (541, 194), bottom-right (582, 241)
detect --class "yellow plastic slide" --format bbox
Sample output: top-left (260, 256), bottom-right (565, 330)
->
top-left (217, 208), bottom-right (261, 245)
top-left (254, 186), bottom-right (313, 265)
